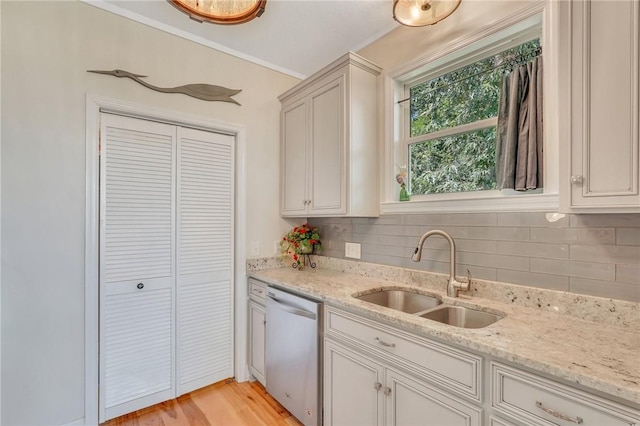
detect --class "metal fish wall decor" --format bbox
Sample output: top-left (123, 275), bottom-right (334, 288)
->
top-left (88, 69), bottom-right (242, 105)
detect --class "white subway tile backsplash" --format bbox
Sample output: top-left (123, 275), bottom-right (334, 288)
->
top-left (570, 244), bottom-right (640, 264)
top-left (353, 223), bottom-right (404, 236)
top-left (467, 226), bottom-right (530, 241)
top-left (497, 212), bottom-right (569, 228)
top-left (530, 227), bottom-right (615, 245)
top-left (496, 241), bottom-right (569, 259)
top-left (458, 251), bottom-right (530, 271)
top-left (569, 277), bottom-right (640, 302)
top-left (616, 228), bottom-right (640, 246)
top-left (531, 258), bottom-right (615, 281)
top-left (309, 212), bottom-right (640, 302)
top-left (496, 269), bottom-right (569, 291)
top-left (616, 263), bottom-right (640, 285)
top-left (570, 214), bottom-right (640, 228)
top-left (442, 212), bottom-right (497, 226)
top-left (403, 214), bottom-right (447, 226)
top-left (404, 225), bottom-right (469, 238)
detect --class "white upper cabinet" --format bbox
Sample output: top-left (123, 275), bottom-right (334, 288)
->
top-left (561, 0), bottom-right (640, 212)
top-left (279, 52), bottom-right (381, 217)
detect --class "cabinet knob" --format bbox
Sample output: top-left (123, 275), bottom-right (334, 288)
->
top-left (136, 283), bottom-right (144, 289)
top-left (383, 387), bottom-right (392, 396)
top-left (374, 382), bottom-right (382, 391)
top-left (570, 175), bottom-right (583, 185)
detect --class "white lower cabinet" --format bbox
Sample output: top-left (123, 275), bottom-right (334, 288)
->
top-left (247, 278), bottom-right (267, 386)
top-left (324, 306), bottom-right (482, 426)
top-left (491, 362), bottom-right (640, 426)
top-left (323, 306), bottom-right (640, 426)
top-left (386, 368), bottom-right (482, 426)
top-left (324, 340), bottom-right (385, 425)
top-left (324, 340), bottom-right (481, 426)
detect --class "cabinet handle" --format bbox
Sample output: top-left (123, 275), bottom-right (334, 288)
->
top-left (136, 283), bottom-right (144, 289)
top-left (570, 175), bottom-right (583, 185)
top-left (536, 401), bottom-right (583, 424)
top-left (375, 337), bottom-right (396, 348)
top-left (374, 382), bottom-right (382, 391)
top-left (383, 387), bottom-right (392, 396)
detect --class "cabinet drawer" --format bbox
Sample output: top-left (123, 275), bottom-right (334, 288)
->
top-left (248, 278), bottom-right (267, 304)
top-left (491, 362), bottom-right (640, 426)
top-left (325, 306), bottom-right (482, 402)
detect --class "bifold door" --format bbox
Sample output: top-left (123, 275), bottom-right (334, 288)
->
top-left (99, 113), bottom-right (234, 421)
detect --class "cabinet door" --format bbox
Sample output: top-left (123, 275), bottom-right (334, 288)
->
top-left (100, 113), bottom-right (176, 422)
top-left (308, 75), bottom-right (347, 215)
top-left (324, 340), bottom-right (385, 426)
top-left (176, 127), bottom-right (235, 396)
top-left (386, 368), bottom-right (482, 426)
top-left (281, 99), bottom-right (309, 216)
top-left (569, 0), bottom-right (640, 211)
top-left (248, 301), bottom-right (266, 385)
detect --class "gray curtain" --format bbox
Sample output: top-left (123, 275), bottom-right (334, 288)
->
top-left (495, 56), bottom-right (543, 190)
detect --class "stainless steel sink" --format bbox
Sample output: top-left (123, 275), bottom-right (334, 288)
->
top-left (353, 289), bottom-right (442, 314)
top-left (419, 305), bottom-right (502, 328)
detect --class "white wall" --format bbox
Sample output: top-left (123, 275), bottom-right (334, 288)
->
top-left (358, 0), bottom-right (534, 71)
top-left (0, 2), bottom-right (298, 424)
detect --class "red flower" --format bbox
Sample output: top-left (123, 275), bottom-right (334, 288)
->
top-left (293, 254), bottom-right (298, 261)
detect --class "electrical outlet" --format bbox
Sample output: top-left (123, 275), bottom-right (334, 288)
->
top-left (250, 241), bottom-right (260, 256)
top-left (273, 240), bottom-right (281, 254)
top-left (345, 242), bottom-right (361, 259)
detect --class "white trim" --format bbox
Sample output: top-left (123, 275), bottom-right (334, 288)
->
top-left (84, 94), bottom-right (248, 425)
top-left (80, 0), bottom-right (305, 80)
top-left (381, 192), bottom-right (559, 214)
top-left (406, 117), bottom-right (498, 145)
top-left (61, 418), bottom-right (86, 426)
top-left (383, 1), bottom-right (560, 213)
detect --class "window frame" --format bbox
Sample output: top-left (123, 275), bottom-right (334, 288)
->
top-left (381, 3), bottom-right (560, 214)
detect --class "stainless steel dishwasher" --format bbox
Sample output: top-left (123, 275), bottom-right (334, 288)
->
top-left (265, 286), bottom-right (321, 426)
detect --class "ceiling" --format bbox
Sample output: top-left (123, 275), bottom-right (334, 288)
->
top-left (86, 0), bottom-right (400, 79)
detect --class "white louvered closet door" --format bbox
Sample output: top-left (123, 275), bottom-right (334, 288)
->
top-left (176, 127), bottom-right (234, 395)
top-left (100, 114), bottom-right (176, 422)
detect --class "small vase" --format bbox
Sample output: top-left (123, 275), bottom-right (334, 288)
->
top-left (399, 185), bottom-right (410, 201)
top-left (298, 240), bottom-right (314, 254)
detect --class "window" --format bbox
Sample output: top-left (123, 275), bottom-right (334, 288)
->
top-left (408, 39), bottom-right (541, 195)
top-left (384, 9), bottom-right (560, 214)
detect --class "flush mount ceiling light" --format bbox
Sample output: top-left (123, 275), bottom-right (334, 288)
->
top-left (169, 0), bottom-right (267, 25)
top-left (393, 0), bottom-right (461, 27)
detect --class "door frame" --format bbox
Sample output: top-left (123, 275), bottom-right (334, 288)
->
top-left (84, 94), bottom-right (248, 425)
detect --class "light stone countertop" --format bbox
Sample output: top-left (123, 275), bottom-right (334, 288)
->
top-left (248, 261), bottom-right (640, 408)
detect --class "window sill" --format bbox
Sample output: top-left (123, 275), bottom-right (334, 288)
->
top-left (380, 191), bottom-right (559, 214)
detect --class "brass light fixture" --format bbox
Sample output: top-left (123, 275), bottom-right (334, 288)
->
top-left (393, 0), bottom-right (461, 27)
top-left (169, 0), bottom-right (267, 25)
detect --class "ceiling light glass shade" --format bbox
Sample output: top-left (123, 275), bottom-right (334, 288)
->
top-left (169, 0), bottom-right (267, 25)
top-left (393, 0), bottom-right (461, 27)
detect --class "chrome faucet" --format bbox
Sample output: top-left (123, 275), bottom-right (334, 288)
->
top-left (411, 230), bottom-right (470, 297)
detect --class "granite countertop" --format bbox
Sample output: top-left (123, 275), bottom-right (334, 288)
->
top-left (248, 263), bottom-right (640, 408)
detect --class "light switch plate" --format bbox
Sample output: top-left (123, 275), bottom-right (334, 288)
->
top-left (345, 242), bottom-right (361, 259)
top-left (250, 241), bottom-right (260, 256)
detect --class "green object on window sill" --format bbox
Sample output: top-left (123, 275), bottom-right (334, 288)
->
top-left (399, 185), bottom-right (410, 201)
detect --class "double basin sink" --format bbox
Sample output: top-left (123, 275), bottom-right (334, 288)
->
top-left (353, 289), bottom-right (502, 329)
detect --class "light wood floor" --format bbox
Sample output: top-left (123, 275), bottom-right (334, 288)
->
top-left (101, 379), bottom-right (303, 426)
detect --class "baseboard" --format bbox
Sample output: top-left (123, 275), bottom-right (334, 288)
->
top-left (61, 418), bottom-right (86, 426)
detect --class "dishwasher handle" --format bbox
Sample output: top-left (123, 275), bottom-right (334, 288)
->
top-left (267, 294), bottom-right (317, 320)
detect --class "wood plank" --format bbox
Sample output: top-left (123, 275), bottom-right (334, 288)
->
top-left (101, 379), bottom-right (303, 426)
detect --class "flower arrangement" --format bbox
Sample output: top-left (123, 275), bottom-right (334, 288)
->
top-left (280, 223), bottom-right (322, 267)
